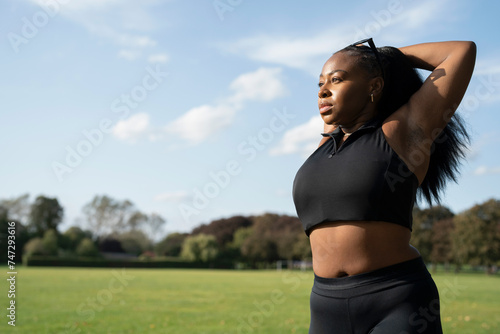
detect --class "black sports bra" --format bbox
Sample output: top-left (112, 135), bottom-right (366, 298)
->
top-left (292, 117), bottom-right (418, 236)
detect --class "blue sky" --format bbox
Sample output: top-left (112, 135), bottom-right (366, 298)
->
top-left (1, 0), bottom-right (499, 235)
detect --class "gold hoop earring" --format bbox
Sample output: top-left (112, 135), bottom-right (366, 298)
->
top-left (370, 94), bottom-right (374, 102)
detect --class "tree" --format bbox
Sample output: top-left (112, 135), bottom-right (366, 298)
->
top-left (185, 213), bottom-right (306, 266)
top-left (0, 193), bottom-right (30, 224)
top-left (113, 199), bottom-right (135, 231)
top-left (98, 237), bottom-right (125, 253)
top-left (115, 230), bottom-right (152, 255)
top-left (81, 195), bottom-right (161, 239)
top-left (411, 205), bottom-right (454, 261)
top-left (180, 234), bottom-right (218, 262)
top-left (224, 227), bottom-right (253, 264)
top-left (189, 216), bottom-right (252, 265)
top-left (241, 232), bottom-right (278, 267)
top-left (272, 216), bottom-right (304, 260)
top-left (191, 215), bottom-right (252, 249)
top-left (76, 238), bottom-right (100, 257)
top-left (451, 199), bottom-right (500, 273)
top-left (155, 232), bottom-right (187, 257)
top-left (0, 199), bottom-right (31, 263)
top-left (23, 229), bottom-right (59, 257)
top-left (82, 195), bottom-right (134, 237)
top-left (231, 227), bottom-right (253, 249)
top-left (144, 213), bottom-right (166, 241)
top-left (430, 218), bottom-right (454, 270)
top-left (23, 238), bottom-right (46, 257)
top-left (126, 211), bottom-right (149, 231)
top-left (292, 234), bottom-right (312, 260)
top-left (28, 195), bottom-right (64, 236)
top-left (60, 226), bottom-right (93, 252)
top-left (245, 214), bottom-right (303, 262)
top-left (41, 229), bottom-right (58, 256)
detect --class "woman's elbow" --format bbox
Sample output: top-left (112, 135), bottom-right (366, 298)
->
top-left (463, 41), bottom-right (477, 62)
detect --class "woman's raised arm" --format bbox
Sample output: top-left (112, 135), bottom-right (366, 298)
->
top-left (397, 41), bottom-right (476, 136)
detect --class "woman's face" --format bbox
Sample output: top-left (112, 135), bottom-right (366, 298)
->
top-left (318, 52), bottom-right (374, 127)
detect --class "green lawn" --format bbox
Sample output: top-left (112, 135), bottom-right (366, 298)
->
top-left (0, 267), bottom-right (498, 333)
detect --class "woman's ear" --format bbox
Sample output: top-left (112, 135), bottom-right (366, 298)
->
top-left (369, 77), bottom-right (384, 96)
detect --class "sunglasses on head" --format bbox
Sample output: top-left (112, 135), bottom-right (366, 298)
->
top-left (349, 37), bottom-right (385, 80)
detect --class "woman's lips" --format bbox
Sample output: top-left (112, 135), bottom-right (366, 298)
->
top-left (319, 104), bottom-right (333, 114)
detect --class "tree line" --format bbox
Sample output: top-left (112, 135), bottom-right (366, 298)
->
top-left (1, 194), bottom-right (499, 271)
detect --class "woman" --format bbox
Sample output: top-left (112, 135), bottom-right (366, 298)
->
top-left (292, 39), bottom-right (476, 333)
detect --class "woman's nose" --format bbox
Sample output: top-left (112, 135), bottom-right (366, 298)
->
top-left (318, 87), bottom-right (332, 98)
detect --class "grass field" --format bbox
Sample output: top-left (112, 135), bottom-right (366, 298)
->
top-left (0, 267), bottom-right (499, 333)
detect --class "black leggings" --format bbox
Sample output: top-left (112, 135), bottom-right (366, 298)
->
top-left (309, 257), bottom-right (443, 334)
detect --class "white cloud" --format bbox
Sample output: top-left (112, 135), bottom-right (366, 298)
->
top-left (117, 49), bottom-right (141, 61)
top-left (27, 0), bottom-right (161, 60)
top-left (228, 67), bottom-right (288, 105)
top-left (148, 53), bottom-right (169, 64)
top-left (75, 24), bottom-right (158, 52)
top-left (222, 0), bottom-right (449, 75)
top-left (154, 191), bottom-right (190, 202)
top-left (116, 34), bottom-right (157, 48)
top-left (164, 67), bottom-right (287, 145)
top-left (270, 115), bottom-right (323, 157)
top-left (28, 0), bottom-right (159, 28)
top-left (112, 113), bottom-right (150, 142)
top-left (387, 0), bottom-right (447, 30)
top-left (465, 132), bottom-right (500, 162)
top-left (223, 33), bottom-right (347, 75)
top-left (111, 68), bottom-right (287, 145)
top-left (474, 58), bottom-right (500, 76)
top-left (165, 104), bottom-right (237, 144)
top-left (28, 0), bottom-right (120, 12)
top-left (473, 166), bottom-right (500, 176)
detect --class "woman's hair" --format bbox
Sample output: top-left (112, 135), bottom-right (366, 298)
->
top-left (337, 45), bottom-right (470, 205)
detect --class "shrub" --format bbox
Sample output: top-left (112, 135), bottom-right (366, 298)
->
top-left (24, 237), bottom-right (46, 257)
top-left (76, 238), bottom-right (100, 257)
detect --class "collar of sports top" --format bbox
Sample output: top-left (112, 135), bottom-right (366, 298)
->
top-left (320, 117), bottom-right (384, 158)
top-left (320, 116), bottom-right (383, 138)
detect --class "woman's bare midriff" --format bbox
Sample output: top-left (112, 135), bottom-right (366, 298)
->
top-left (309, 221), bottom-right (420, 278)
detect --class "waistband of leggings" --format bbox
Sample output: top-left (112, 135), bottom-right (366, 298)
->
top-left (312, 257), bottom-right (431, 297)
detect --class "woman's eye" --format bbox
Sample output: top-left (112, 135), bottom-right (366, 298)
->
top-left (318, 77), bottom-right (342, 88)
